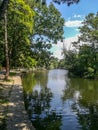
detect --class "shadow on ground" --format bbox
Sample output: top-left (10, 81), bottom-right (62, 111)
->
top-left (7, 84), bottom-right (35, 130)
top-left (0, 74), bottom-right (35, 130)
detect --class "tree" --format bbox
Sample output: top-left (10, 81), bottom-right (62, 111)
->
top-left (0, 0), bottom-right (10, 79)
top-left (0, 0), bottom-right (35, 78)
top-left (78, 13), bottom-right (98, 44)
top-left (0, 0), bottom-right (80, 19)
top-left (32, 39), bottom-right (52, 69)
top-left (7, 0), bottom-right (35, 69)
top-left (4, 6), bottom-right (9, 79)
top-left (31, 1), bottom-right (65, 69)
top-left (0, 0), bottom-right (65, 73)
top-left (32, 2), bottom-right (65, 43)
top-left (49, 56), bottom-right (60, 69)
top-left (77, 13), bottom-right (98, 78)
top-left (63, 13), bottom-right (98, 78)
top-left (63, 49), bottom-right (79, 75)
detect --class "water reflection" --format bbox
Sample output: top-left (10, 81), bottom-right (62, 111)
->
top-left (22, 69), bottom-right (98, 130)
top-left (72, 79), bottom-right (98, 130)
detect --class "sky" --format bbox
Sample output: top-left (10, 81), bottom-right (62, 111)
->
top-left (48, 0), bottom-right (98, 59)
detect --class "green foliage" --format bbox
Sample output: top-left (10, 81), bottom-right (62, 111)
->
top-left (24, 1), bottom-right (64, 69)
top-left (63, 12), bottom-right (98, 79)
top-left (0, 0), bottom-right (65, 70)
top-left (64, 45), bottom-right (98, 78)
top-left (18, 54), bottom-right (37, 68)
top-left (0, 0), bottom-right (36, 69)
top-left (32, 2), bottom-right (65, 43)
top-left (49, 57), bottom-right (59, 69)
top-left (32, 39), bottom-right (52, 69)
top-left (79, 13), bottom-right (98, 44)
top-left (31, 2), bottom-right (64, 69)
top-left (58, 59), bottom-right (65, 69)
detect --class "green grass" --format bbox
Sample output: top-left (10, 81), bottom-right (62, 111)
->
top-left (4, 79), bottom-right (11, 82)
top-left (9, 72), bottom-right (16, 76)
top-left (0, 98), bottom-right (9, 104)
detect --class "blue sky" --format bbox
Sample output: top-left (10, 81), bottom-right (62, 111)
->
top-left (48, 0), bottom-right (98, 59)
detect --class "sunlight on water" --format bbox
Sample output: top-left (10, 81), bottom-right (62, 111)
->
top-left (22, 69), bottom-right (98, 130)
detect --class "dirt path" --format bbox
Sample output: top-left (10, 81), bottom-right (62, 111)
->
top-left (0, 75), bottom-right (35, 130)
top-left (0, 77), bottom-right (13, 130)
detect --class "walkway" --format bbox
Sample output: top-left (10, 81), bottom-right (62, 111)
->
top-left (6, 76), bottom-right (35, 130)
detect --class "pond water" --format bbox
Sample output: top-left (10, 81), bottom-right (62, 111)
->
top-left (22, 69), bottom-right (98, 130)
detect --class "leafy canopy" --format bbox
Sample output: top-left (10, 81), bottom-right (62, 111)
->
top-left (32, 2), bottom-right (65, 43)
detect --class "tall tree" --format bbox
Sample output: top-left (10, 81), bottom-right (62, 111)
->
top-left (32, 2), bottom-right (64, 43)
top-left (76, 13), bottom-right (98, 77)
top-left (0, 0), bottom-right (80, 19)
top-left (4, 7), bottom-right (9, 79)
top-left (0, 0), bottom-right (9, 79)
top-left (7, 0), bottom-right (35, 68)
top-left (78, 13), bottom-right (98, 44)
top-left (0, 0), bottom-right (35, 78)
top-left (30, 1), bottom-right (64, 69)
top-left (63, 13), bottom-right (98, 78)
top-left (32, 39), bottom-right (52, 68)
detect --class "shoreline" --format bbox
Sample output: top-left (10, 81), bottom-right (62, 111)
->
top-left (0, 73), bottom-right (35, 130)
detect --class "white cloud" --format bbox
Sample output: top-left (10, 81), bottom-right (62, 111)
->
top-left (64, 20), bottom-right (83, 27)
top-left (63, 35), bottom-right (79, 50)
top-left (73, 14), bottom-right (84, 19)
top-left (51, 42), bottom-right (64, 59)
top-left (53, 49), bottom-right (64, 59)
top-left (51, 36), bottom-right (80, 59)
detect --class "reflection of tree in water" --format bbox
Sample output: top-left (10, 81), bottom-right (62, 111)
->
top-left (27, 87), bottom-right (62, 130)
top-left (62, 78), bottom-right (98, 130)
top-left (22, 71), bottom-right (48, 109)
top-left (22, 70), bottom-right (49, 93)
top-left (22, 73), bottom-right (36, 93)
top-left (34, 70), bottom-right (48, 88)
top-left (22, 71), bottom-right (62, 130)
top-left (30, 88), bottom-right (52, 114)
top-left (77, 104), bottom-right (98, 130)
top-left (23, 70), bottom-right (98, 130)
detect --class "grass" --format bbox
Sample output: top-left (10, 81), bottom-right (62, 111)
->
top-left (9, 72), bottom-right (16, 76)
top-left (4, 79), bottom-right (11, 82)
top-left (0, 98), bottom-right (9, 104)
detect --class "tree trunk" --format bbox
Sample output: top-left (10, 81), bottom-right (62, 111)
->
top-left (4, 9), bottom-right (9, 79)
top-left (0, 0), bottom-right (9, 19)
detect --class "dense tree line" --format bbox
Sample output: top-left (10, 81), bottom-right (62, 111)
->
top-left (63, 13), bottom-right (98, 79)
top-left (1, 0), bottom-right (98, 79)
top-left (0, 0), bottom-right (64, 79)
top-left (0, 0), bottom-right (80, 18)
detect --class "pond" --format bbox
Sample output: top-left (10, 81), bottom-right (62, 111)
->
top-left (22, 69), bottom-right (98, 130)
